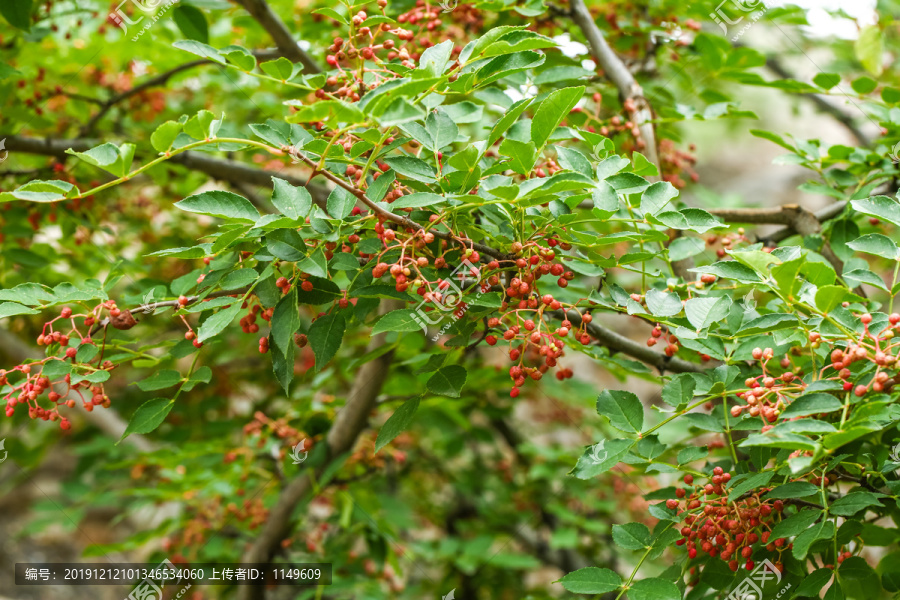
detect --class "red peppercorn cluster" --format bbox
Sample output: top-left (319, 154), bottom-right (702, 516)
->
top-left (705, 230), bottom-right (751, 259)
top-left (645, 323), bottom-right (681, 357)
top-left (1, 303), bottom-right (126, 428)
top-left (671, 471), bottom-right (788, 573)
top-left (731, 347), bottom-right (803, 423)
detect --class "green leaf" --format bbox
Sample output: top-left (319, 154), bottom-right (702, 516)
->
top-left (426, 365), bottom-right (467, 398)
top-left (612, 522), bottom-right (651, 550)
top-left (813, 72), bottom-right (841, 90)
top-left (197, 302), bottom-right (242, 342)
top-left (383, 156), bottom-right (436, 182)
top-left (570, 439), bottom-right (635, 479)
top-left (391, 192), bottom-right (446, 209)
top-left (855, 26), bottom-right (884, 76)
top-left (830, 491), bottom-right (883, 516)
top-left (727, 471), bottom-right (775, 502)
top-left (487, 97), bottom-right (532, 147)
top-left (795, 569), bottom-right (833, 597)
top-left (219, 45), bottom-right (257, 71)
top-left (684, 296), bottom-right (732, 330)
top-left (627, 578), bottom-right (681, 600)
top-left (326, 187), bottom-right (355, 220)
top-left (298, 248), bottom-right (328, 279)
top-left (851, 76), bottom-right (877, 94)
top-left (766, 482), bottom-right (819, 499)
top-left (596, 390), bottom-right (643, 433)
top-left (645, 288), bottom-right (683, 317)
top-left (66, 143), bottom-right (130, 177)
top-left (847, 233), bottom-right (899, 260)
top-left (172, 5), bottom-right (209, 43)
top-left (851, 196), bottom-right (900, 228)
top-left (136, 370), bottom-right (182, 392)
top-left (531, 86), bottom-right (584, 149)
top-left (373, 309), bottom-right (427, 335)
top-left (499, 139), bottom-right (538, 175)
top-left (120, 399), bottom-right (174, 441)
top-left (307, 312), bottom-right (346, 370)
top-left (417, 40), bottom-right (453, 77)
top-left (558, 567), bottom-right (622, 594)
top-left (640, 182), bottom-right (679, 216)
top-left (151, 121), bottom-right (183, 153)
top-left (793, 519), bottom-right (835, 560)
top-left (271, 288), bottom-right (301, 355)
top-left (271, 177), bottom-right (312, 220)
top-left (781, 392), bottom-right (843, 418)
top-left (661, 373), bottom-right (696, 407)
top-left (175, 191), bottom-right (260, 222)
top-left (0, 0), bottom-right (32, 30)
top-left (771, 508), bottom-right (821, 539)
top-left (815, 285), bottom-right (857, 314)
top-left (425, 107), bottom-right (458, 150)
top-left (173, 40), bottom-right (227, 64)
top-left (261, 57), bottom-right (295, 80)
top-left (375, 397), bottom-right (420, 453)
top-left (0, 302), bottom-right (39, 319)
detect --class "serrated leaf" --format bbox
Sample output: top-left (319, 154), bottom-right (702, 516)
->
top-left (531, 86), bottom-right (584, 149)
top-left (375, 396), bottom-right (420, 453)
top-left (684, 296), bottom-right (732, 330)
top-left (640, 181), bottom-right (678, 216)
top-left (197, 302), bottom-right (242, 342)
top-left (271, 177), bottom-right (312, 220)
top-left (307, 312), bottom-right (346, 370)
top-left (271, 287), bottom-right (301, 354)
top-left (120, 399), bottom-right (174, 441)
top-left (847, 233), bottom-right (899, 260)
top-left (645, 288), bottom-right (683, 317)
top-left (596, 390), bottom-right (643, 433)
top-left (175, 191), bottom-right (260, 222)
top-left (426, 365), bottom-right (467, 398)
top-left (612, 522), bottom-right (651, 550)
top-left (558, 567), bottom-right (621, 594)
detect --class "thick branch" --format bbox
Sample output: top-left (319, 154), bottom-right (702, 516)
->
top-left (762, 55), bottom-right (871, 147)
top-left (708, 203), bottom-right (823, 230)
top-left (231, 0), bottom-right (321, 74)
top-left (236, 302), bottom-right (399, 600)
top-left (568, 0), bottom-right (660, 173)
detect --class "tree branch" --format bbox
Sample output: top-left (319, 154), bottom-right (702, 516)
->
top-left (554, 309), bottom-right (703, 374)
top-left (2, 135), bottom-right (330, 205)
top-left (79, 50), bottom-right (282, 136)
top-left (299, 152), bottom-right (514, 261)
top-left (231, 0), bottom-right (321, 74)
top-left (710, 202), bottom-right (851, 279)
top-left (568, 0), bottom-right (660, 174)
top-left (236, 301), bottom-right (399, 600)
top-left (762, 54), bottom-right (871, 146)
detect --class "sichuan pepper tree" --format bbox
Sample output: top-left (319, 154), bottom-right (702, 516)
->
top-left (2, 0), bottom-right (900, 599)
